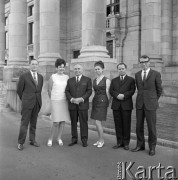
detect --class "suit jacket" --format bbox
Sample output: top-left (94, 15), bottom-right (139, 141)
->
top-left (110, 75), bottom-right (136, 110)
top-left (135, 69), bottom-right (162, 110)
top-left (65, 75), bottom-right (92, 110)
top-left (17, 71), bottom-right (43, 110)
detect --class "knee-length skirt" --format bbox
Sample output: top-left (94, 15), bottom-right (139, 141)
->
top-left (90, 106), bottom-right (108, 121)
top-left (50, 100), bottom-right (70, 122)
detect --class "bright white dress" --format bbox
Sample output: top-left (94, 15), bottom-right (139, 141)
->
top-left (50, 74), bottom-right (70, 122)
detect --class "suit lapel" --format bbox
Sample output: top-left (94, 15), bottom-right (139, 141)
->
top-left (29, 71), bottom-right (37, 88)
top-left (78, 75), bottom-right (84, 86)
top-left (119, 75), bottom-right (128, 86)
top-left (145, 69), bottom-right (152, 81)
top-left (137, 71), bottom-right (143, 85)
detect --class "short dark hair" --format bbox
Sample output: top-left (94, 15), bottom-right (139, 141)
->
top-left (94, 61), bottom-right (105, 69)
top-left (117, 63), bottom-right (127, 69)
top-left (55, 58), bottom-right (66, 68)
top-left (140, 55), bottom-right (150, 62)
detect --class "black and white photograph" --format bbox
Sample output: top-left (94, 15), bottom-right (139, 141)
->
top-left (0, 0), bottom-right (178, 179)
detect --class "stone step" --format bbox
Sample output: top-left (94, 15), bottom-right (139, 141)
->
top-left (0, 107), bottom-right (11, 113)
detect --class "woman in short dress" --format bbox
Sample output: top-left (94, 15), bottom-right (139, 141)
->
top-left (91, 61), bottom-right (111, 148)
top-left (47, 58), bottom-right (70, 147)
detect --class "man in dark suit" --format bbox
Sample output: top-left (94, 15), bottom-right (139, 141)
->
top-left (132, 55), bottom-right (162, 156)
top-left (65, 64), bottom-right (92, 147)
top-left (17, 59), bottom-right (43, 150)
top-left (110, 63), bottom-right (135, 150)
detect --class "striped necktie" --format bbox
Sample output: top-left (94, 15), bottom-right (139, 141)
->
top-left (143, 71), bottom-right (146, 81)
top-left (33, 72), bottom-right (38, 85)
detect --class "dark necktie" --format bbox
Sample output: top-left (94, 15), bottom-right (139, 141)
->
top-left (33, 73), bottom-right (38, 86)
top-left (76, 76), bottom-right (79, 83)
top-left (143, 71), bottom-right (146, 81)
top-left (120, 76), bottom-right (123, 81)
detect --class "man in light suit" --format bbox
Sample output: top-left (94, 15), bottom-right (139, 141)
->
top-left (110, 63), bottom-right (135, 150)
top-left (132, 55), bottom-right (162, 156)
top-left (17, 59), bottom-right (43, 150)
top-left (65, 64), bottom-right (92, 147)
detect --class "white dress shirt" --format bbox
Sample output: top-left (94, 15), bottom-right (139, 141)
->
top-left (141, 68), bottom-right (150, 80)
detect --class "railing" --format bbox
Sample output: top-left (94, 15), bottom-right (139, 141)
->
top-left (106, 14), bottom-right (120, 29)
top-left (27, 44), bottom-right (34, 53)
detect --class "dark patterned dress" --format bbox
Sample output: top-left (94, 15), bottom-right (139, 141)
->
top-left (91, 77), bottom-right (109, 121)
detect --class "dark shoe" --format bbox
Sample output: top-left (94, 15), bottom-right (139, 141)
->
top-left (68, 141), bottom-right (77, 146)
top-left (124, 145), bottom-right (129, 150)
top-left (17, 144), bottom-right (23, 151)
top-left (112, 144), bottom-right (123, 149)
top-left (131, 146), bottom-right (145, 152)
top-left (82, 142), bottom-right (88, 147)
top-left (149, 149), bottom-right (155, 156)
top-left (30, 141), bottom-right (40, 147)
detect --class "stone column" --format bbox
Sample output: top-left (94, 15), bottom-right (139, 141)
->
top-left (0, 0), bottom-right (5, 67)
top-left (161, 0), bottom-right (173, 66)
top-left (38, 0), bottom-right (61, 66)
top-left (0, 0), bottom-right (5, 80)
top-left (172, 0), bottom-right (178, 65)
top-left (34, 0), bottom-right (40, 60)
top-left (71, 0), bottom-right (117, 81)
top-left (8, 0), bottom-right (28, 66)
top-left (79, 0), bottom-right (109, 59)
top-left (3, 0), bottom-right (28, 82)
top-left (141, 0), bottom-right (162, 63)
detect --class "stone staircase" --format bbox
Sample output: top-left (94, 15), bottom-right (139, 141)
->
top-left (0, 81), bottom-right (11, 113)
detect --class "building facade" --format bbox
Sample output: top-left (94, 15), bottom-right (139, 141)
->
top-left (0, 0), bottom-right (178, 104)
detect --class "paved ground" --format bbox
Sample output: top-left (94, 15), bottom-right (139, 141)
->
top-left (88, 103), bottom-right (178, 144)
top-left (0, 112), bottom-right (178, 180)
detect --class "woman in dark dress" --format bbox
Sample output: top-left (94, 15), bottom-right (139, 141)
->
top-left (91, 61), bottom-right (111, 148)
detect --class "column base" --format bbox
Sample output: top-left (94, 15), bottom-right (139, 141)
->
top-left (79, 46), bottom-right (110, 58)
top-left (70, 57), bottom-right (118, 80)
top-left (3, 66), bottom-right (29, 82)
top-left (38, 53), bottom-right (61, 66)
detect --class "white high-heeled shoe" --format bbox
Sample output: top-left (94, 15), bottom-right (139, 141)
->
top-left (97, 141), bottom-right (104, 148)
top-left (57, 139), bottom-right (63, 146)
top-left (93, 141), bottom-right (99, 146)
top-left (47, 139), bottom-right (52, 147)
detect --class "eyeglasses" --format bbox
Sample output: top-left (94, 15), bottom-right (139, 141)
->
top-left (140, 61), bottom-right (149, 64)
top-left (140, 57), bottom-right (150, 64)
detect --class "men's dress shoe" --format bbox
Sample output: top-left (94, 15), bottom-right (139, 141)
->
top-left (30, 141), bottom-right (40, 147)
top-left (82, 142), bottom-right (88, 147)
top-left (149, 149), bottom-right (155, 156)
top-left (124, 145), bottom-right (129, 150)
top-left (112, 144), bottom-right (123, 149)
top-left (68, 141), bottom-right (77, 146)
top-left (131, 146), bottom-right (145, 152)
top-left (17, 144), bottom-right (23, 151)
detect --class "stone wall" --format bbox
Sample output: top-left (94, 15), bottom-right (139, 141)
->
top-left (5, 79), bottom-right (51, 115)
top-left (172, 0), bottom-right (178, 65)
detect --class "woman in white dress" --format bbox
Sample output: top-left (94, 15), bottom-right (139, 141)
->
top-left (47, 58), bottom-right (70, 147)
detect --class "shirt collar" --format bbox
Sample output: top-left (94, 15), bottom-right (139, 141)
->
top-left (142, 68), bottom-right (150, 73)
top-left (120, 74), bottom-right (126, 79)
top-left (30, 71), bottom-right (37, 76)
top-left (76, 74), bottom-right (82, 80)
